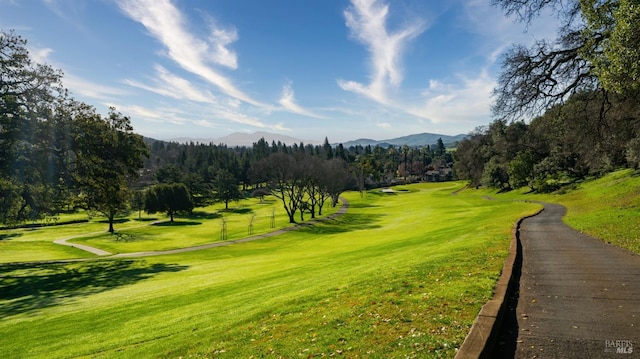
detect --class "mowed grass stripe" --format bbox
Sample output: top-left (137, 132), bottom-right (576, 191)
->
top-left (0, 182), bottom-right (539, 358)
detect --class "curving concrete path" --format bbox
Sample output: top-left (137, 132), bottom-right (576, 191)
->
top-left (54, 233), bottom-right (112, 256)
top-left (513, 203), bottom-right (640, 357)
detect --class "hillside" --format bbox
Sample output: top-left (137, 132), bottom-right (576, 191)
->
top-left (167, 131), bottom-right (467, 148)
top-left (341, 132), bottom-right (466, 148)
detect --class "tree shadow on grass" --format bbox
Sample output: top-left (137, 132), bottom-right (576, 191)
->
top-left (133, 217), bottom-right (159, 222)
top-left (298, 213), bottom-right (384, 235)
top-left (224, 208), bottom-right (253, 214)
top-left (0, 259), bottom-right (188, 318)
top-left (187, 211), bottom-right (222, 220)
top-left (97, 218), bottom-right (131, 224)
top-left (346, 202), bottom-right (381, 209)
top-left (0, 233), bottom-right (22, 240)
top-left (152, 220), bottom-right (202, 227)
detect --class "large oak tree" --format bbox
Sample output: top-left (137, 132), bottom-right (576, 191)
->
top-left (491, 0), bottom-right (640, 121)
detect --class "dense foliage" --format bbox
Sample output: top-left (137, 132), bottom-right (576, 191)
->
top-left (455, 90), bottom-right (640, 191)
top-left (141, 137), bottom-right (453, 223)
top-left (461, 0), bottom-right (640, 192)
top-left (144, 183), bottom-right (194, 222)
top-left (0, 30), bottom-right (148, 231)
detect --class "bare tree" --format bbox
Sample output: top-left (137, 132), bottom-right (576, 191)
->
top-left (255, 152), bottom-right (305, 224)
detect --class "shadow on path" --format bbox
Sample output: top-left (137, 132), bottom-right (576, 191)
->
top-left (0, 260), bottom-right (188, 318)
top-left (490, 224), bottom-right (523, 358)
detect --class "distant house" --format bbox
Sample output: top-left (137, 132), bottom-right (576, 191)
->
top-left (423, 167), bottom-right (453, 182)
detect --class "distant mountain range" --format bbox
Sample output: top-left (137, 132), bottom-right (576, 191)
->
top-left (168, 131), bottom-right (467, 148)
top-left (340, 132), bottom-right (467, 148)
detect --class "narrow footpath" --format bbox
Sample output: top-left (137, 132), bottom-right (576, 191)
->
top-left (54, 232), bottom-right (112, 256)
top-left (513, 203), bottom-right (640, 357)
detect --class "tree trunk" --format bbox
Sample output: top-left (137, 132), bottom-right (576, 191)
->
top-left (285, 207), bottom-right (296, 223)
top-left (108, 215), bottom-right (115, 233)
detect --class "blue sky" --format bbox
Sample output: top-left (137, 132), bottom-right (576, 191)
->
top-left (1, 0), bottom-right (557, 143)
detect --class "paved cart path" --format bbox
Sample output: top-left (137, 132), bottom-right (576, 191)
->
top-left (514, 203), bottom-right (640, 357)
top-left (53, 232), bottom-right (113, 256)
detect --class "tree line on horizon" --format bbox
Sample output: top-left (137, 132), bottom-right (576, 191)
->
top-left (136, 134), bottom-right (452, 224)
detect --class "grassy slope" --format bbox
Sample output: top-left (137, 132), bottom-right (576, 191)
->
top-left (555, 169), bottom-right (640, 254)
top-left (492, 168), bottom-right (640, 254)
top-left (0, 182), bottom-right (538, 358)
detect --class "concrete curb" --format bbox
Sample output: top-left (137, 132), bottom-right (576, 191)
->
top-left (455, 207), bottom-right (544, 358)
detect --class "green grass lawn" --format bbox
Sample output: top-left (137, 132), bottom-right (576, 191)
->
top-left (71, 197), bottom-right (335, 254)
top-left (0, 221), bottom-right (110, 263)
top-left (0, 182), bottom-right (539, 358)
top-left (552, 169), bottom-right (640, 254)
top-left (0, 196), bottom-right (340, 261)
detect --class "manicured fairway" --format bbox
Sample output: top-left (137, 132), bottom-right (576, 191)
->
top-left (0, 182), bottom-right (539, 358)
top-left (70, 198), bottom-right (327, 254)
top-left (0, 196), bottom-right (338, 261)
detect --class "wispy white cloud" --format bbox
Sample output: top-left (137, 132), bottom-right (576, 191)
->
top-left (123, 65), bottom-right (217, 103)
top-left (408, 69), bottom-right (495, 127)
top-left (338, 0), bottom-right (426, 104)
top-left (333, 0), bottom-right (555, 135)
top-left (270, 122), bottom-right (291, 132)
top-left (203, 14), bottom-right (239, 69)
top-left (63, 74), bottom-right (130, 100)
top-left (278, 81), bottom-right (324, 119)
top-left (193, 119), bottom-right (220, 129)
top-left (110, 103), bottom-right (189, 125)
top-left (28, 46), bottom-right (54, 65)
top-left (116, 0), bottom-right (267, 108)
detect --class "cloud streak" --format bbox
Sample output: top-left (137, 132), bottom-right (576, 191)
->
top-left (409, 69), bottom-right (496, 127)
top-left (116, 0), bottom-right (266, 108)
top-left (123, 65), bottom-right (217, 103)
top-left (278, 82), bottom-right (324, 119)
top-left (338, 0), bottom-right (426, 104)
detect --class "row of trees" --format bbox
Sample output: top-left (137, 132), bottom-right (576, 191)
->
top-left (134, 151), bottom-right (352, 225)
top-left (252, 153), bottom-right (352, 223)
top-left (139, 137), bottom-right (453, 223)
top-left (455, 91), bottom-right (640, 191)
top-left (144, 136), bottom-right (452, 201)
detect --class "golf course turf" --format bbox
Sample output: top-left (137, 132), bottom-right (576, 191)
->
top-left (1, 182), bottom-right (540, 358)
